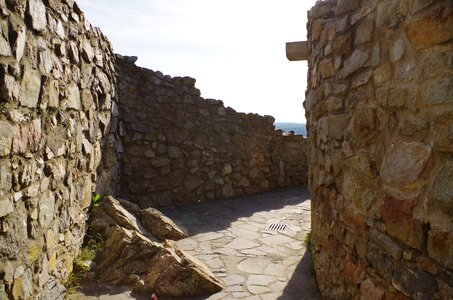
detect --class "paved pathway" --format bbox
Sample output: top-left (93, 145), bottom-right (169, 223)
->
top-left (72, 187), bottom-right (319, 300)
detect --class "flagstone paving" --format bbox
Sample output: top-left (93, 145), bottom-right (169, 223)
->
top-left (160, 186), bottom-right (319, 300)
top-left (71, 187), bottom-right (319, 300)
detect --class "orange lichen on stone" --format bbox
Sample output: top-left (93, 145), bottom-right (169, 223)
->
top-left (406, 8), bottom-right (453, 48)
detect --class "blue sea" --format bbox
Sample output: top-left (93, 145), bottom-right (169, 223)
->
top-left (274, 122), bottom-right (307, 136)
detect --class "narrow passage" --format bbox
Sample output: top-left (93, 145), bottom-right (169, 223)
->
top-left (161, 187), bottom-right (319, 300)
top-left (72, 187), bottom-right (318, 300)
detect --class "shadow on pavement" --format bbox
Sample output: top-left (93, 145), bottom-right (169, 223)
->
top-left (161, 187), bottom-right (311, 236)
top-left (278, 249), bottom-right (320, 300)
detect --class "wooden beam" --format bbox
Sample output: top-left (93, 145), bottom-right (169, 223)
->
top-left (286, 41), bottom-right (309, 61)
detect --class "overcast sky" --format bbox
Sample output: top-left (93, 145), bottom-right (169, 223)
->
top-left (76, 0), bottom-right (317, 123)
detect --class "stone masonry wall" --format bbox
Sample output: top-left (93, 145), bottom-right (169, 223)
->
top-left (306, 0), bottom-right (453, 299)
top-left (0, 0), bottom-right (121, 298)
top-left (117, 57), bottom-right (307, 207)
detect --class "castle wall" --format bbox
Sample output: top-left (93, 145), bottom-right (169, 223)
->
top-left (305, 0), bottom-right (453, 298)
top-left (117, 57), bottom-right (307, 207)
top-left (0, 0), bottom-right (121, 298)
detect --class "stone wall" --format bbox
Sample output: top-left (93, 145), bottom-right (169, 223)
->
top-left (0, 0), bottom-right (121, 298)
top-left (117, 57), bottom-right (307, 207)
top-left (306, 0), bottom-right (453, 299)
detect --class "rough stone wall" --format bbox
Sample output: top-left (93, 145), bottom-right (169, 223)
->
top-left (306, 0), bottom-right (453, 299)
top-left (0, 0), bottom-right (120, 298)
top-left (117, 57), bottom-right (307, 207)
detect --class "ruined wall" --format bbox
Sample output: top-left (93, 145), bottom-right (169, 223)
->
top-left (0, 0), bottom-right (120, 298)
top-left (117, 57), bottom-right (307, 207)
top-left (306, 0), bottom-right (453, 298)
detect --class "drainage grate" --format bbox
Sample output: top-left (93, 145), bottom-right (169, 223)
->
top-left (266, 223), bottom-right (287, 232)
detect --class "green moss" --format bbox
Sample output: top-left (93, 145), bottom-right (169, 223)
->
top-left (64, 272), bottom-right (81, 298)
top-left (64, 233), bottom-right (104, 297)
top-left (78, 248), bottom-right (96, 262)
top-left (304, 231), bottom-right (312, 251)
top-left (48, 107), bottom-right (58, 114)
top-left (91, 194), bottom-right (102, 208)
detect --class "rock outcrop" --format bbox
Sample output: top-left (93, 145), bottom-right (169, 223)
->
top-left (89, 196), bottom-right (223, 297)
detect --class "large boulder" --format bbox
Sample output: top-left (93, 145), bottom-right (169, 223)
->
top-left (139, 207), bottom-right (188, 240)
top-left (144, 247), bottom-right (223, 296)
top-left (89, 196), bottom-right (222, 297)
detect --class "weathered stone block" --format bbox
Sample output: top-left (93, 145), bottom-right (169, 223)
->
top-left (360, 279), bottom-right (385, 300)
top-left (326, 96), bottom-right (343, 112)
top-left (0, 20), bottom-right (12, 57)
top-left (433, 111), bottom-right (453, 152)
top-left (381, 197), bottom-right (426, 250)
top-left (341, 153), bottom-right (380, 213)
top-left (318, 114), bottom-right (350, 141)
top-left (38, 191), bottom-right (55, 228)
top-left (406, 7), bottom-right (453, 48)
top-left (351, 106), bottom-right (377, 140)
top-left (394, 58), bottom-right (416, 81)
top-left (390, 38), bottom-right (406, 62)
top-left (355, 16), bottom-right (374, 44)
top-left (96, 69), bottom-right (112, 94)
top-left (0, 159), bottom-right (12, 192)
top-left (342, 207), bottom-right (367, 234)
top-left (0, 72), bottom-right (20, 102)
top-left (418, 49), bottom-right (453, 81)
top-left (428, 230), bottom-right (453, 270)
top-left (310, 1), bottom-right (335, 19)
top-left (12, 119), bottom-right (42, 154)
top-left (345, 257), bottom-right (366, 284)
top-left (369, 228), bottom-right (403, 260)
top-left (367, 242), bottom-right (393, 279)
top-left (387, 88), bottom-right (409, 108)
top-left (399, 115), bottom-right (429, 136)
top-left (319, 58), bottom-right (335, 78)
top-left (38, 47), bottom-right (53, 74)
top-left (377, 0), bottom-right (410, 27)
top-left (68, 41), bottom-right (79, 64)
top-left (28, 0), bottom-right (47, 31)
top-left (392, 262), bottom-right (437, 299)
top-left (19, 68), bottom-right (41, 108)
top-left (335, 0), bottom-right (360, 16)
top-left (65, 84), bottom-right (81, 110)
top-left (82, 39), bottom-right (94, 63)
top-left (333, 33), bottom-right (352, 55)
top-left (340, 49), bottom-right (369, 78)
top-left (352, 69), bottom-right (372, 88)
top-left (0, 120), bottom-right (14, 156)
top-left (381, 141), bottom-right (431, 200)
top-left (11, 269), bottom-right (33, 300)
top-left (432, 161), bottom-right (453, 216)
top-left (421, 77), bottom-right (453, 105)
top-left (0, 198), bottom-right (14, 218)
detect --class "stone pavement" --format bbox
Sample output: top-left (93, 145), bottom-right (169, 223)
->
top-left (71, 187), bottom-right (319, 300)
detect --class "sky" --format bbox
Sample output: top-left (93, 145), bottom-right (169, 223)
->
top-left (76, 0), bottom-right (317, 123)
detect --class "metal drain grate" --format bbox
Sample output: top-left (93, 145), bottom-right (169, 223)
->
top-left (266, 223), bottom-right (287, 232)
